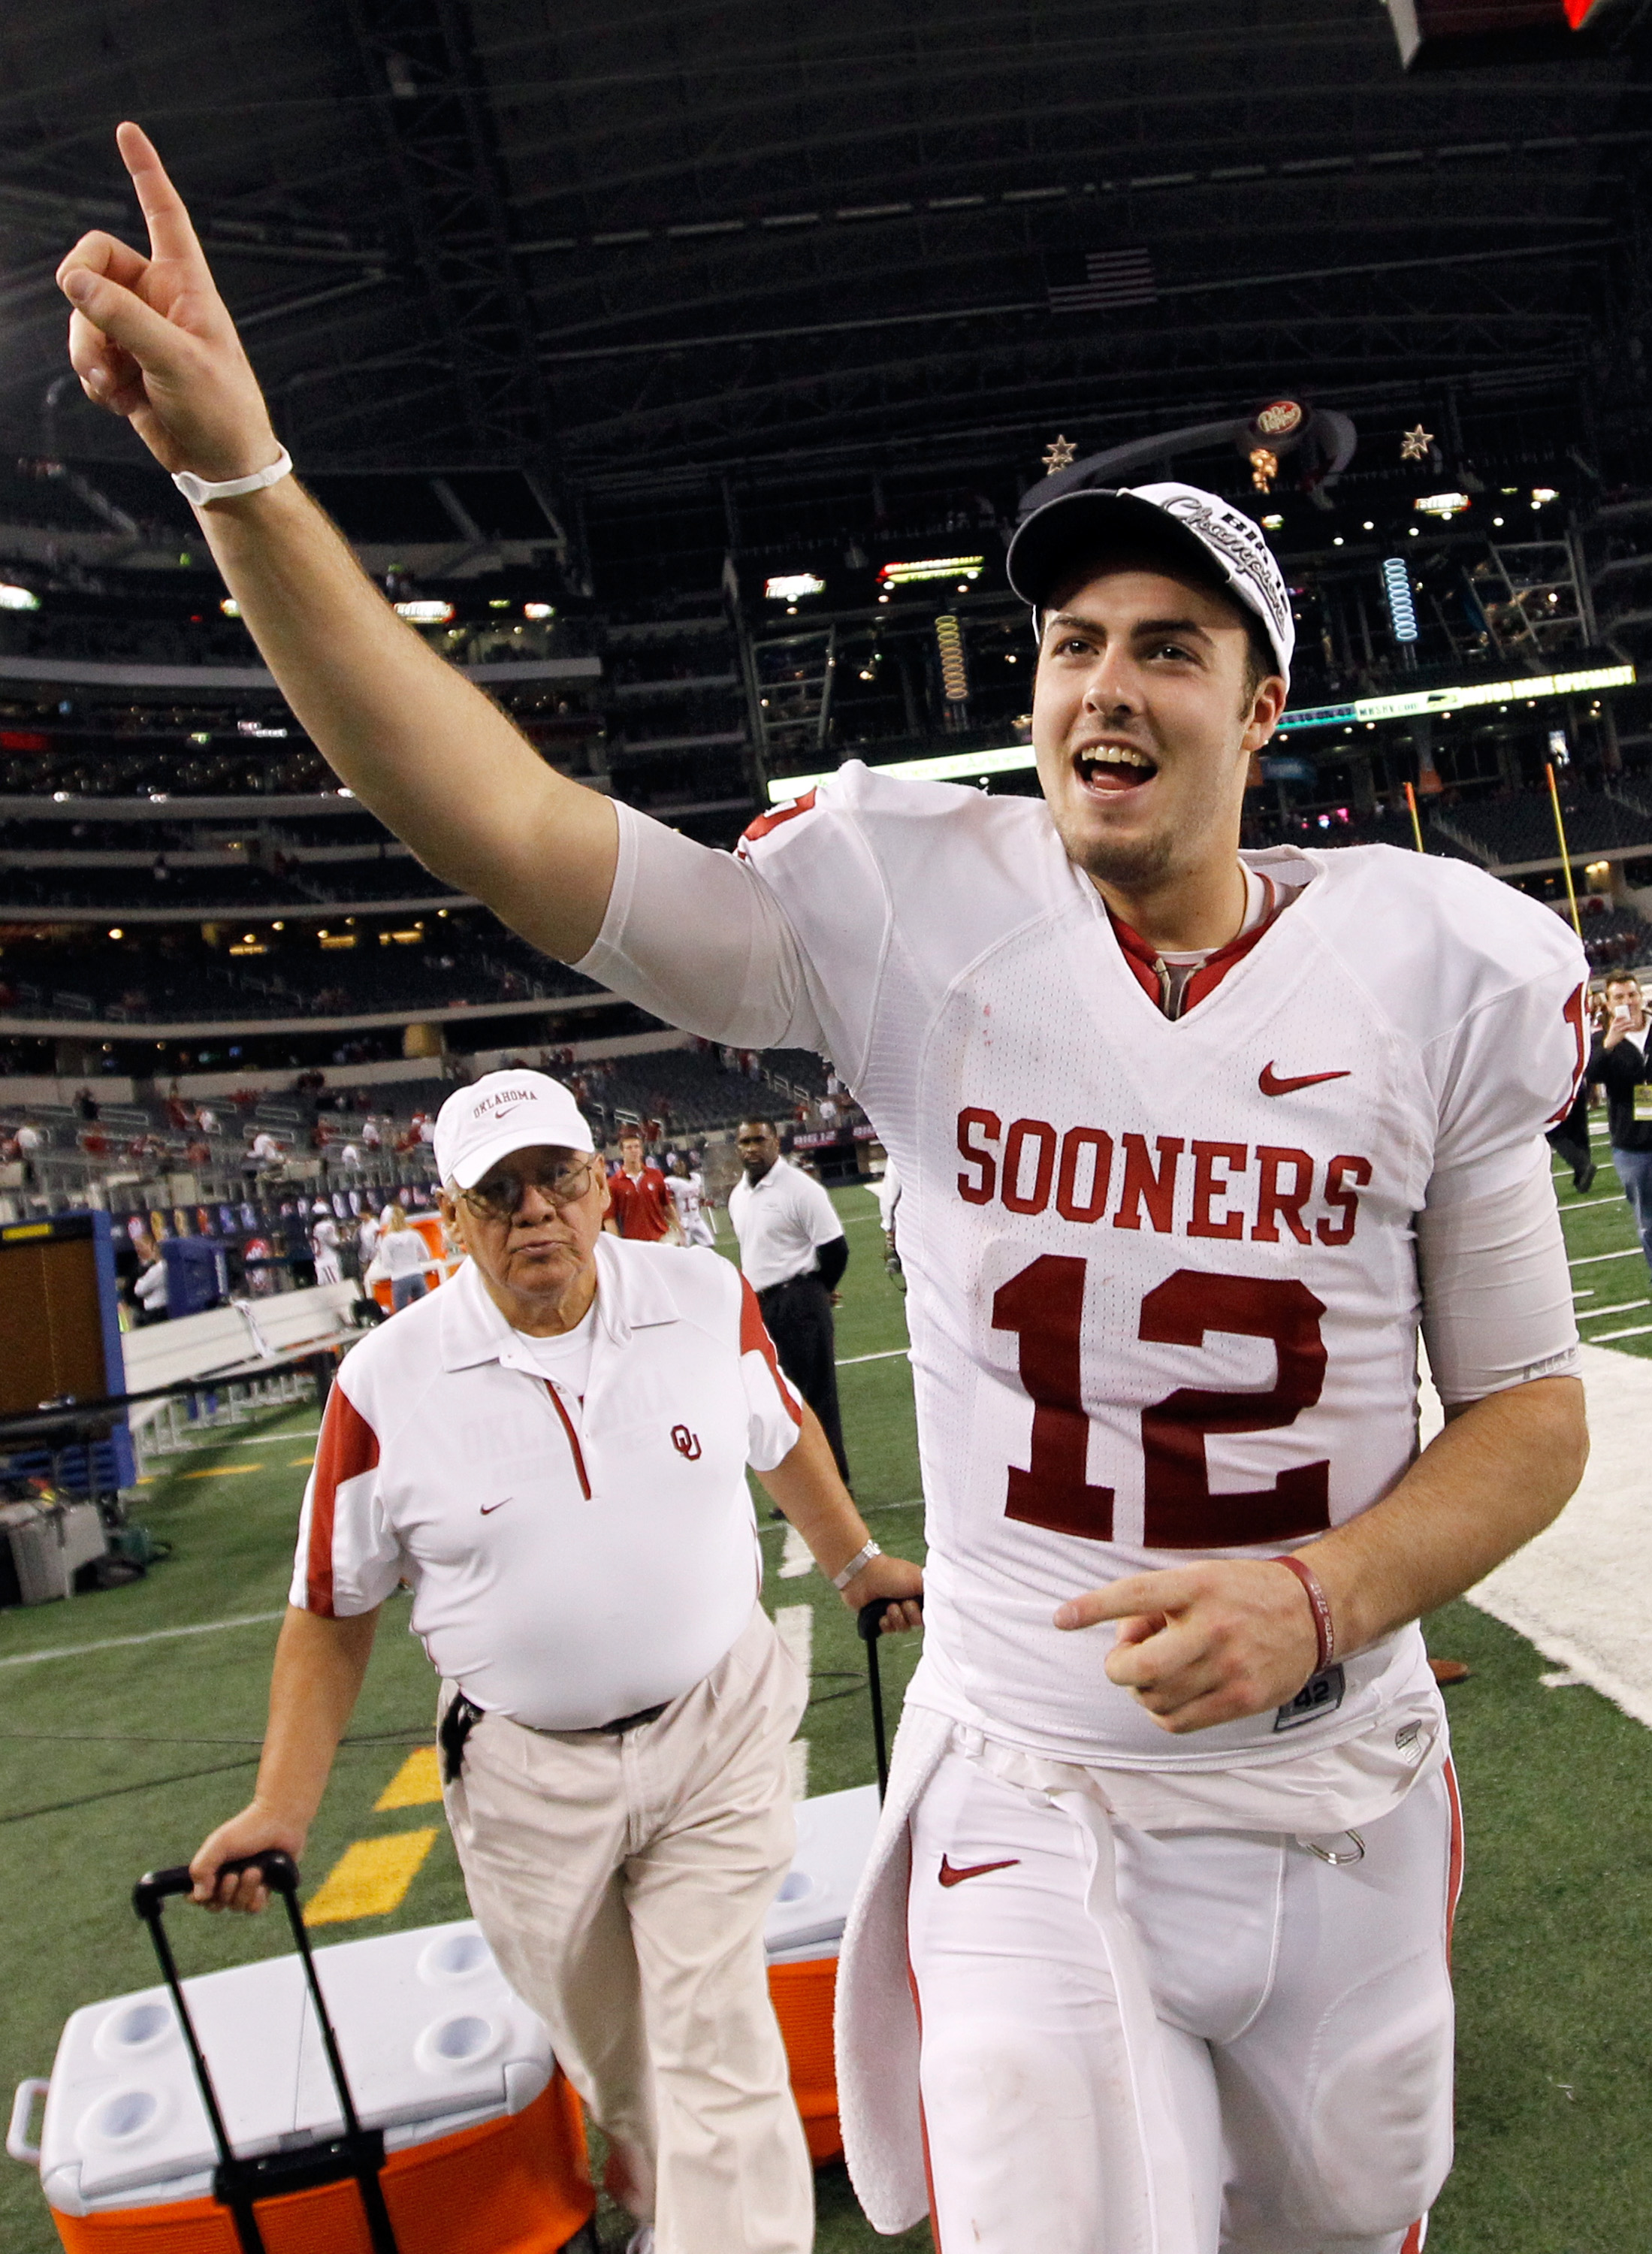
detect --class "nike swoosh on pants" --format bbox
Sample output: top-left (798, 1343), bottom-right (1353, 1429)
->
top-left (938, 1854), bottom-right (1022, 1887)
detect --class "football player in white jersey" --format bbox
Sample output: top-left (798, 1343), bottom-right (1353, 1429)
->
top-left (665, 1149), bottom-right (717, 1247)
top-left (62, 128), bottom-right (1590, 2254)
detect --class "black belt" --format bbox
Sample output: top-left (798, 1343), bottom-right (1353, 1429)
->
top-left (757, 1272), bottom-right (817, 1298)
top-left (439, 1694), bottom-right (669, 1783)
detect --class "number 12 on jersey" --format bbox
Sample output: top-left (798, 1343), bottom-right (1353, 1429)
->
top-left (991, 1255), bottom-right (1331, 1548)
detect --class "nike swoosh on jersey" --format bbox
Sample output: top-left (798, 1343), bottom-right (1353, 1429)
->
top-left (479, 1497), bottom-right (512, 1515)
top-left (938, 1854), bottom-right (1022, 1888)
top-left (1258, 1062), bottom-right (1352, 1097)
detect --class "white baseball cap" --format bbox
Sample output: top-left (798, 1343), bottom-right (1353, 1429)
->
top-left (433, 1069), bottom-right (595, 1190)
top-left (1005, 477), bottom-right (1294, 685)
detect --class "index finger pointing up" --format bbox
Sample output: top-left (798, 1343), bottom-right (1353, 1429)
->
top-left (115, 120), bottom-right (204, 266)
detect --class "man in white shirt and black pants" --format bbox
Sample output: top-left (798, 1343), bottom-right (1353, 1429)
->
top-left (189, 1071), bottom-right (920, 2254)
top-left (728, 1118), bottom-right (853, 1485)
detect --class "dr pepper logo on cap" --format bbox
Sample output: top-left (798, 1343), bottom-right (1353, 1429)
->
top-left (1251, 398), bottom-right (1305, 440)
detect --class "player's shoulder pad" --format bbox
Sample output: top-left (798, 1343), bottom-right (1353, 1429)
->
top-left (1297, 842), bottom-right (1587, 1038)
top-left (737, 757), bottom-right (1050, 862)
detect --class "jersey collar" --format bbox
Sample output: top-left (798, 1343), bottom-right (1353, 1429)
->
top-left (1106, 872), bottom-right (1283, 1020)
top-left (439, 1233), bottom-right (681, 1372)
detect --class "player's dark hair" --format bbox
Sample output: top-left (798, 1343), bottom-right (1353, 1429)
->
top-left (738, 1116), bottom-right (779, 1136)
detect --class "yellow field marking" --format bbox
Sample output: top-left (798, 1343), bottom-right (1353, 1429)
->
top-left (289, 1455), bottom-right (316, 1467)
top-left (180, 1464), bottom-right (261, 1479)
top-left (376, 1746), bottom-right (444, 1809)
top-left (305, 1830), bottom-right (438, 1924)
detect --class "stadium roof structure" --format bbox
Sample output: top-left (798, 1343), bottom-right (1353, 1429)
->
top-left (0, 0), bottom-right (1647, 585)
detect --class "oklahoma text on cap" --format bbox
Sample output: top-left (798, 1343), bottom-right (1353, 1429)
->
top-left (433, 1070), bottom-right (596, 1190)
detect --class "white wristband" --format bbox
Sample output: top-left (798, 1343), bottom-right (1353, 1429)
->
top-left (832, 1539), bottom-right (881, 1591)
top-left (172, 447), bottom-right (294, 508)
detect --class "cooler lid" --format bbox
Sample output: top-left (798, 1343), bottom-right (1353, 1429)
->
top-left (39, 1920), bottom-right (551, 2207)
top-left (764, 1783), bottom-right (879, 1955)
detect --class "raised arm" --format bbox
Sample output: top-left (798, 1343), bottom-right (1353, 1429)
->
top-left (57, 124), bottom-right (616, 963)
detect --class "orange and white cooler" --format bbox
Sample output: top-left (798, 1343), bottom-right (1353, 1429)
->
top-left (8, 1920), bottom-right (593, 2253)
top-left (763, 1783), bottom-right (880, 2162)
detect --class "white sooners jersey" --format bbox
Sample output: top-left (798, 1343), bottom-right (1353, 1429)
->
top-left (580, 763), bottom-right (1587, 1768)
top-left (666, 1170), bottom-right (705, 1224)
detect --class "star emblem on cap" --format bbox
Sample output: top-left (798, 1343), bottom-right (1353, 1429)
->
top-left (1400, 425), bottom-right (1434, 462)
top-left (1042, 434), bottom-right (1077, 475)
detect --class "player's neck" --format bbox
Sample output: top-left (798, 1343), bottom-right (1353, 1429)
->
top-left (1092, 853), bottom-right (1249, 956)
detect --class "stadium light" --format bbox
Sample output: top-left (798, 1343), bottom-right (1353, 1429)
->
top-left (764, 660), bottom-right (1638, 801)
top-left (1381, 558), bottom-right (1419, 644)
top-left (0, 583), bottom-right (40, 610)
top-left (878, 555), bottom-right (984, 587)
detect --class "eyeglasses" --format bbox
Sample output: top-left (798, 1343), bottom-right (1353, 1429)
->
top-left (461, 1155), bottom-right (600, 1220)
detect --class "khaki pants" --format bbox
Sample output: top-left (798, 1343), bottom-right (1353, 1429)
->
top-left (441, 1604), bottom-right (814, 2254)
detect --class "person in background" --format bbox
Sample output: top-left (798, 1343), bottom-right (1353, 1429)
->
top-left (362, 1113), bottom-right (382, 1150)
top-left (728, 1119), bottom-right (851, 1484)
top-left (377, 1203), bottom-right (436, 1310)
top-left (606, 1125), bottom-right (681, 1243)
top-left (357, 1205), bottom-right (381, 1277)
top-left (1588, 970), bottom-right (1652, 1271)
top-left (133, 1232), bottom-right (169, 1324)
top-left (663, 1149), bottom-right (717, 1248)
top-left (197, 1103), bottom-right (220, 1137)
top-left (874, 1151), bottom-right (903, 1286)
top-left (311, 1200), bottom-right (343, 1286)
top-left (1545, 1077), bottom-right (1596, 1195)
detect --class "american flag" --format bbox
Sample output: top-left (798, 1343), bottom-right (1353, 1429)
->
top-left (1045, 247), bottom-right (1156, 314)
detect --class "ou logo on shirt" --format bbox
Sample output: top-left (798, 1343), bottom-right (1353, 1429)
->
top-left (671, 1425), bottom-right (702, 1461)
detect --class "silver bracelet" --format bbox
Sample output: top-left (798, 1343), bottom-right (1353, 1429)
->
top-left (831, 1538), bottom-right (881, 1591)
top-left (172, 447), bottom-right (294, 508)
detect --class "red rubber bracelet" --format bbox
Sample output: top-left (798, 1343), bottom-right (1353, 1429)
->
top-left (1275, 1552), bottom-right (1336, 1675)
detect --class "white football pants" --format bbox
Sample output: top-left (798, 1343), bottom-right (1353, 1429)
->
top-left (907, 1748), bottom-right (1459, 2254)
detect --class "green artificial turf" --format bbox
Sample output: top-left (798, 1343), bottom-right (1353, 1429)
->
top-left (2, 1172), bottom-right (1648, 2253)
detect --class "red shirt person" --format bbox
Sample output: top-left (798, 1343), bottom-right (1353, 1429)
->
top-left (603, 1129), bottom-right (679, 1243)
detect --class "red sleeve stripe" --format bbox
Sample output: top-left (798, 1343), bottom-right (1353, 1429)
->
top-left (304, 1381), bottom-right (380, 1618)
top-left (739, 1274), bottom-right (802, 1426)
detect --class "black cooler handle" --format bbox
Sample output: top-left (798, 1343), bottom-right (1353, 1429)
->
top-left (132, 1851), bottom-right (400, 2254)
top-left (857, 1594), bottom-right (923, 1802)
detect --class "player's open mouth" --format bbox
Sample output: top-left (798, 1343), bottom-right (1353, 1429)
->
top-left (1072, 745), bottom-right (1158, 796)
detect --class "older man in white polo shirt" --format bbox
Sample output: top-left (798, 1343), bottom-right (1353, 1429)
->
top-left (189, 1069), bottom-right (920, 2254)
top-left (728, 1116), bottom-right (852, 1484)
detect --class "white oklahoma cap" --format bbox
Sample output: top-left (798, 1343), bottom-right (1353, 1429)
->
top-left (433, 1069), bottom-right (594, 1189)
top-left (1005, 478), bottom-right (1294, 686)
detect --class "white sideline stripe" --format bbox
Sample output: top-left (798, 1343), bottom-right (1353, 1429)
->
top-left (1578, 1299), bottom-right (1651, 1321)
top-left (1569, 1248), bottom-right (1643, 1267)
top-left (1586, 1322), bottom-right (1652, 1343)
top-left (837, 1347), bottom-right (910, 1367)
top-left (775, 1603), bottom-right (814, 1674)
top-left (778, 1525), bottom-right (814, 1579)
top-left (776, 1604), bottom-right (814, 1802)
top-left (1437, 1341), bottom-right (1652, 1731)
top-left (0, 1609), bottom-right (285, 1670)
